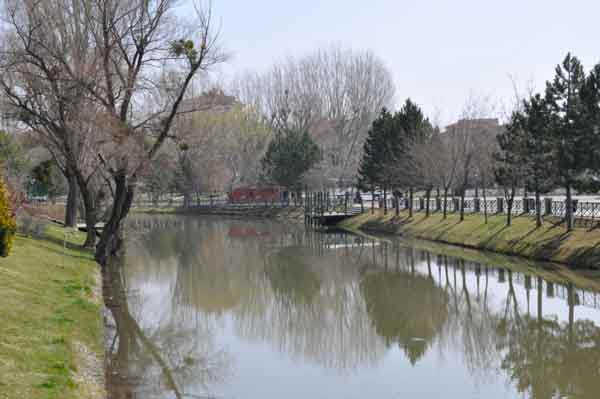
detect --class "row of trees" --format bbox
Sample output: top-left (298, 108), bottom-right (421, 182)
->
top-left (232, 46), bottom-right (395, 187)
top-left (135, 46), bottom-right (395, 204)
top-left (137, 99), bottom-right (273, 207)
top-left (359, 53), bottom-right (600, 231)
top-left (497, 53), bottom-right (600, 229)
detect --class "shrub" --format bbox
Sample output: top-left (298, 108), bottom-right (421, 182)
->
top-left (0, 175), bottom-right (17, 257)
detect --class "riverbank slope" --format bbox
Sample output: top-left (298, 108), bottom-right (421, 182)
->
top-left (340, 210), bottom-right (600, 269)
top-left (0, 225), bottom-right (105, 399)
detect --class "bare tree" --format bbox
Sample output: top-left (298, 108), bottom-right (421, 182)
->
top-left (472, 129), bottom-right (498, 224)
top-left (232, 45), bottom-right (395, 187)
top-left (0, 0), bottom-right (227, 264)
top-left (437, 135), bottom-right (461, 219)
top-left (0, 0), bottom-right (115, 245)
top-left (449, 95), bottom-right (498, 222)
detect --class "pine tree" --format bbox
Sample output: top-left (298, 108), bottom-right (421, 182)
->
top-left (577, 63), bottom-right (600, 190)
top-left (260, 129), bottom-right (321, 193)
top-left (358, 109), bottom-right (393, 213)
top-left (520, 94), bottom-right (557, 227)
top-left (390, 99), bottom-right (433, 216)
top-left (395, 99), bottom-right (431, 142)
top-left (545, 53), bottom-right (588, 230)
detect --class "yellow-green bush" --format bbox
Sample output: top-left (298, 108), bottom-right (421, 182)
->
top-left (0, 175), bottom-right (16, 257)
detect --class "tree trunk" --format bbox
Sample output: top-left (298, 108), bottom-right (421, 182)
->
top-left (395, 193), bottom-right (399, 216)
top-left (75, 173), bottom-right (97, 248)
top-left (409, 188), bottom-right (413, 218)
top-left (64, 170), bottom-right (78, 228)
top-left (371, 189), bottom-right (375, 214)
top-left (425, 189), bottom-right (431, 217)
top-left (95, 174), bottom-right (135, 267)
top-left (565, 185), bottom-right (573, 230)
top-left (443, 188), bottom-right (449, 219)
top-left (535, 190), bottom-right (542, 228)
top-left (183, 192), bottom-right (192, 208)
top-left (460, 188), bottom-right (465, 222)
top-left (482, 182), bottom-right (488, 224)
top-left (383, 187), bottom-right (387, 215)
top-left (507, 197), bottom-right (513, 226)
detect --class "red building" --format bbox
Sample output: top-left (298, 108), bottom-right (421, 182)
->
top-left (228, 186), bottom-right (284, 203)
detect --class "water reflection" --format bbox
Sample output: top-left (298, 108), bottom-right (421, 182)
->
top-left (360, 265), bottom-right (448, 365)
top-left (105, 216), bottom-right (600, 399)
top-left (104, 255), bottom-right (232, 399)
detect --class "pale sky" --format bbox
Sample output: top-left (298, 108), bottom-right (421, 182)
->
top-left (182, 0), bottom-right (600, 125)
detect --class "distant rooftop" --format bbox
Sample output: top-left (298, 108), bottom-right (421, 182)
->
top-left (178, 89), bottom-right (238, 115)
top-left (444, 118), bottom-right (501, 134)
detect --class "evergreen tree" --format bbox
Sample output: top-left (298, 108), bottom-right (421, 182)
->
top-left (29, 160), bottom-right (67, 201)
top-left (390, 99), bottom-right (433, 216)
top-left (358, 108), bottom-right (394, 213)
top-left (520, 94), bottom-right (557, 227)
top-left (260, 129), bottom-right (321, 193)
top-left (545, 53), bottom-right (589, 230)
top-left (395, 99), bottom-right (432, 143)
top-left (577, 63), bottom-right (600, 189)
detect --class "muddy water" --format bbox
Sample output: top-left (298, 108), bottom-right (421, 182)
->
top-left (104, 216), bottom-right (600, 399)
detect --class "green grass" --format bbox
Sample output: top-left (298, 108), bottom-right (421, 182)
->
top-left (340, 209), bottom-right (600, 270)
top-left (0, 225), bottom-right (103, 399)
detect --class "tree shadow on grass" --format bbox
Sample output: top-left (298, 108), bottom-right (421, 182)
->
top-left (431, 220), bottom-right (462, 241)
top-left (563, 241), bottom-right (600, 268)
top-left (479, 225), bottom-right (510, 248)
top-left (530, 231), bottom-right (572, 260)
top-left (505, 225), bottom-right (547, 249)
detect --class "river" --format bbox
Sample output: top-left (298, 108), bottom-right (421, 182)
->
top-left (104, 215), bottom-right (600, 399)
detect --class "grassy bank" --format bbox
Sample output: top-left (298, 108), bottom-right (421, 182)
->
top-left (0, 225), bottom-right (104, 399)
top-left (340, 209), bottom-right (600, 269)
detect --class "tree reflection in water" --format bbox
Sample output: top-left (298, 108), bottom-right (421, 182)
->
top-left (499, 278), bottom-right (600, 399)
top-left (112, 215), bottom-right (600, 399)
top-left (104, 254), bottom-right (232, 399)
top-left (360, 266), bottom-right (448, 365)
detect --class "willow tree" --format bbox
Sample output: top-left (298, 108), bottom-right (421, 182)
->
top-left (0, 0), bottom-right (103, 242)
top-left (0, 0), bottom-right (226, 265)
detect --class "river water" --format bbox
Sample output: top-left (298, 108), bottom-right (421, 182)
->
top-left (104, 216), bottom-right (600, 399)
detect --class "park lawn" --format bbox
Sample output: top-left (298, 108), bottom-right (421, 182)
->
top-left (340, 209), bottom-right (600, 269)
top-left (0, 224), bottom-right (104, 399)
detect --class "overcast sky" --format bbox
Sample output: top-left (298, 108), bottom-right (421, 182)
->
top-left (181, 0), bottom-right (599, 125)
